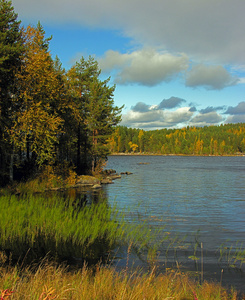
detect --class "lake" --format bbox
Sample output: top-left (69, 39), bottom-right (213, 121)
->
top-left (103, 155), bottom-right (245, 292)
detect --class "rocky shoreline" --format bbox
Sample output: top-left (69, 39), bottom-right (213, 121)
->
top-left (48, 169), bottom-right (133, 192)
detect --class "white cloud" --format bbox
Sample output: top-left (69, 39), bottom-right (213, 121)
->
top-left (131, 102), bottom-right (151, 112)
top-left (121, 110), bottom-right (162, 124)
top-left (13, 0), bottom-right (244, 92)
top-left (158, 97), bottom-right (186, 109)
top-left (189, 112), bottom-right (223, 126)
top-left (99, 50), bottom-right (238, 89)
top-left (120, 107), bottom-right (194, 129)
top-left (99, 49), bottom-right (188, 86)
top-left (119, 99), bottom-right (245, 129)
top-left (225, 115), bottom-right (245, 124)
top-left (238, 78), bottom-right (245, 84)
top-left (98, 50), bottom-right (129, 71)
top-left (224, 102), bottom-right (245, 115)
top-left (185, 64), bottom-right (239, 90)
top-left (13, 0), bottom-right (245, 66)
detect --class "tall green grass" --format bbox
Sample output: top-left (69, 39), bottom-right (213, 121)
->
top-left (0, 194), bottom-right (155, 265)
top-left (0, 194), bottom-right (114, 263)
top-left (0, 195), bottom-right (243, 298)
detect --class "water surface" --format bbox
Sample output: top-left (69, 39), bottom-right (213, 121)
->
top-left (104, 155), bottom-right (245, 291)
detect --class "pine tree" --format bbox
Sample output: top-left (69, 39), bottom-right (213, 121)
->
top-left (86, 78), bottom-right (122, 173)
top-left (0, 0), bottom-right (23, 183)
top-left (66, 56), bottom-right (123, 174)
top-left (0, 0), bottom-right (23, 97)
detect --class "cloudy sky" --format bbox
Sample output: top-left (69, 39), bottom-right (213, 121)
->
top-left (12, 0), bottom-right (245, 130)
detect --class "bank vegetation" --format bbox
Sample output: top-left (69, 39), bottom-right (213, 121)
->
top-left (109, 124), bottom-right (245, 156)
top-left (0, 1), bottom-right (244, 299)
top-left (0, 0), bottom-right (122, 187)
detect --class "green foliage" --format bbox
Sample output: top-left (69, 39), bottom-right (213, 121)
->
top-left (0, 0), bottom-right (23, 88)
top-left (64, 57), bottom-right (123, 174)
top-left (110, 124), bottom-right (245, 155)
top-left (0, 7), bottom-right (122, 184)
top-left (218, 242), bottom-right (245, 270)
top-left (2, 1), bottom-right (244, 186)
top-left (9, 24), bottom-right (64, 166)
top-left (0, 194), bottom-right (160, 265)
top-left (0, 0), bottom-right (24, 184)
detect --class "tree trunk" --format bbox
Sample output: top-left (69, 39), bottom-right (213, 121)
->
top-left (92, 159), bottom-right (95, 173)
top-left (27, 136), bottom-right (30, 161)
top-left (77, 123), bottom-right (81, 172)
top-left (9, 145), bottom-right (14, 182)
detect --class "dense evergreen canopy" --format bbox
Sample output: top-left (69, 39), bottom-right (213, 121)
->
top-left (0, 0), bottom-right (24, 183)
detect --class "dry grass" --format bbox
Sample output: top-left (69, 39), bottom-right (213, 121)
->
top-left (0, 258), bottom-right (240, 300)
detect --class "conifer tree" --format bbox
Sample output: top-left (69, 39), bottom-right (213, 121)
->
top-left (66, 56), bottom-right (123, 174)
top-left (86, 78), bottom-right (122, 172)
top-left (0, 0), bottom-right (23, 101)
top-left (0, 0), bottom-right (23, 183)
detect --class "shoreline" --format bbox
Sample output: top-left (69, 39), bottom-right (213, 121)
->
top-left (110, 152), bottom-right (245, 157)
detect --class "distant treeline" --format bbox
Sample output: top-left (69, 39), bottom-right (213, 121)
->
top-left (108, 124), bottom-right (245, 155)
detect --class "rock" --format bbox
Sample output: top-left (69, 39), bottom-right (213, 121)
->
top-left (100, 170), bottom-right (132, 184)
top-left (76, 175), bottom-right (100, 186)
top-left (110, 174), bottom-right (121, 180)
top-left (102, 169), bottom-right (116, 175)
top-left (101, 178), bottom-right (113, 184)
top-left (120, 171), bottom-right (133, 175)
top-left (92, 184), bottom-right (102, 189)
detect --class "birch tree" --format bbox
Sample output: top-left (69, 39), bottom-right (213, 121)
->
top-left (10, 24), bottom-right (63, 167)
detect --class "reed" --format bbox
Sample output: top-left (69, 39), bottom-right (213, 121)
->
top-left (0, 194), bottom-right (159, 265)
top-left (0, 257), bottom-right (240, 300)
top-left (0, 194), bottom-right (115, 264)
top-left (0, 194), bottom-right (242, 299)
top-left (218, 242), bottom-right (245, 270)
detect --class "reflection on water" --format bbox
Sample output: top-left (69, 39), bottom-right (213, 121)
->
top-left (48, 186), bottom-right (108, 206)
top-left (104, 155), bottom-right (245, 292)
top-left (104, 155), bottom-right (245, 246)
top-left (47, 156), bottom-right (245, 292)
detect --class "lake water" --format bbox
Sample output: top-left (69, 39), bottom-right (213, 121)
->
top-left (103, 155), bottom-right (245, 292)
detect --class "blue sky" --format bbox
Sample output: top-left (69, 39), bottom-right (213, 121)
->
top-left (12, 0), bottom-right (245, 130)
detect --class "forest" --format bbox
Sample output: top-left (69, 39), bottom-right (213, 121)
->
top-left (1, 1), bottom-right (245, 187)
top-left (108, 123), bottom-right (245, 155)
top-left (0, 0), bottom-right (122, 186)
top-left (0, 2), bottom-right (244, 298)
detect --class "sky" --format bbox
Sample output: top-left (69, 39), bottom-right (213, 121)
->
top-left (12, 0), bottom-right (245, 130)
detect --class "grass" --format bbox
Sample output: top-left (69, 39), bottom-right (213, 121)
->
top-left (0, 194), bottom-right (120, 264)
top-left (0, 193), bottom-right (243, 299)
top-left (0, 257), bottom-right (240, 300)
top-left (218, 242), bottom-right (245, 270)
top-left (3, 164), bottom-right (78, 195)
top-left (0, 193), bottom-right (158, 265)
